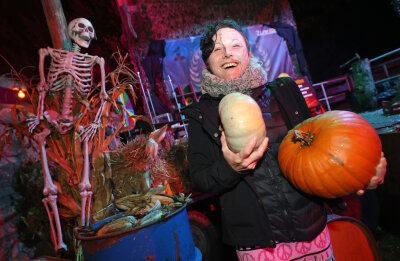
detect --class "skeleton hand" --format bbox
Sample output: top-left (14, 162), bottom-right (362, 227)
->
top-left (357, 152), bottom-right (387, 196)
top-left (79, 122), bottom-right (99, 142)
top-left (27, 114), bottom-right (40, 133)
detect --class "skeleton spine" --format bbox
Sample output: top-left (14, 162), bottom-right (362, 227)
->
top-left (60, 75), bottom-right (73, 121)
top-left (72, 43), bottom-right (81, 53)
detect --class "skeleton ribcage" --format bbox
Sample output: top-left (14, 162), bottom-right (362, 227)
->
top-left (47, 48), bottom-right (96, 95)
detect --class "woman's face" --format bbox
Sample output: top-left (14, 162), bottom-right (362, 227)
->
top-left (207, 27), bottom-right (251, 80)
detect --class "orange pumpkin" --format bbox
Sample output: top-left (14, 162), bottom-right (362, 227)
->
top-left (219, 92), bottom-right (266, 152)
top-left (278, 110), bottom-right (382, 198)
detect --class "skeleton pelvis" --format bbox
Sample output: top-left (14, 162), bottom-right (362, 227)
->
top-left (44, 110), bottom-right (79, 134)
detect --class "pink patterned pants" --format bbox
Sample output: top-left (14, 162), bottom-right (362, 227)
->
top-left (236, 225), bottom-right (334, 261)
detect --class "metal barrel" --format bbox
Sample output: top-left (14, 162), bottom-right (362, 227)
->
top-left (74, 204), bottom-right (201, 261)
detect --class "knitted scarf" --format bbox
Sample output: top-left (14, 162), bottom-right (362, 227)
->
top-left (201, 57), bottom-right (268, 97)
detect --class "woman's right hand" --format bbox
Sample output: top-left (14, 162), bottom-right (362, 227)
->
top-left (221, 131), bottom-right (269, 173)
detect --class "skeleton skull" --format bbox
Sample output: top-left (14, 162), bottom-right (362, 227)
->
top-left (68, 18), bottom-right (96, 48)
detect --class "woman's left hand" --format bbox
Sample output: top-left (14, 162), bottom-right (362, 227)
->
top-left (221, 131), bottom-right (268, 173)
top-left (357, 152), bottom-right (387, 196)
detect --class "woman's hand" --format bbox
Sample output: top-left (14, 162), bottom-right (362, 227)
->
top-left (221, 131), bottom-right (269, 173)
top-left (357, 152), bottom-right (387, 196)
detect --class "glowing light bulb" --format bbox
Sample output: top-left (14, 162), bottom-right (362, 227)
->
top-left (18, 90), bottom-right (25, 99)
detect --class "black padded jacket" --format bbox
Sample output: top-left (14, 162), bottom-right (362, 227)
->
top-left (182, 77), bottom-right (327, 248)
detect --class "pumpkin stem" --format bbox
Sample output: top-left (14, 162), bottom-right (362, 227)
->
top-left (292, 130), bottom-right (314, 147)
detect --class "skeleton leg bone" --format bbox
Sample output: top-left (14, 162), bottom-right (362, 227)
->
top-left (42, 196), bottom-right (57, 247)
top-left (80, 190), bottom-right (92, 226)
top-left (35, 128), bottom-right (67, 251)
top-left (78, 128), bottom-right (92, 226)
top-left (42, 196), bottom-right (67, 251)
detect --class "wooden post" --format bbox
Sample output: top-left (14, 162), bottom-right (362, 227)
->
top-left (41, 0), bottom-right (72, 51)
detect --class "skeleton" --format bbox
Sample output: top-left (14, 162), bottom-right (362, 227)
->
top-left (27, 18), bottom-right (108, 251)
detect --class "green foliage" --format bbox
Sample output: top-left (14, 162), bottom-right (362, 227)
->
top-left (351, 59), bottom-right (378, 112)
top-left (392, 79), bottom-right (400, 103)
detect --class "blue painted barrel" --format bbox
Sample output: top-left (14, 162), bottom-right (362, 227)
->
top-left (75, 204), bottom-right (201, 261)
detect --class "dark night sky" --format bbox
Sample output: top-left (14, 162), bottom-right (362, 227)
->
top-left (0, 0), bottom-right (121, 79)
top-left (1, 0), bottom-right (399, 84)
top-left (289, 0), bottom-right (400, 82)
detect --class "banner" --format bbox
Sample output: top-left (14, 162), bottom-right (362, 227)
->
top-left (163, 24), bottom-right (295, 94)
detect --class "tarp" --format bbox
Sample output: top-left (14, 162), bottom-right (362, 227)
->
top-left (163, 24), bottom-right (295, 94)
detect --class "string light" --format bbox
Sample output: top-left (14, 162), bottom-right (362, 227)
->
top-left (18, 90), bottom-right (25, 99)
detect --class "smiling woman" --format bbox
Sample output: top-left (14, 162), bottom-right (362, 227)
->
top-left (184, 19), bottom-right (331, 260)
top-left (207, 27), bottom-right (251, 80)
top-left (182, 18), bottom-right (387, 261)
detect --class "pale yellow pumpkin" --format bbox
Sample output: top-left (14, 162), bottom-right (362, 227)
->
top-left (219, 92), bottom-right (266, 152)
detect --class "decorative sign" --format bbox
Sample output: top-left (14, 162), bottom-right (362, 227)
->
top-left (295, 76), bottom-right (320, 108)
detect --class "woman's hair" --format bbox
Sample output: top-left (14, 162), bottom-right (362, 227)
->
top-left (200, 19), bottom-right (250, 67)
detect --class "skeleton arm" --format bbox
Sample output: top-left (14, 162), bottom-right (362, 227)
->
top-left (28, 48), bottom-right (50, 133)
top-left (79, 57), bottom-right (109, 141)
top-left (93, 57), bottom-right (108, 123)
top-left (38, 48), bottom-right (50, 119)
top-left (98, 57), bottom-right (108, 100)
